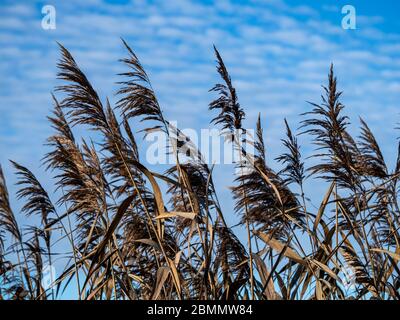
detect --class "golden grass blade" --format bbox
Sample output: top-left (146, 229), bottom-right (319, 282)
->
top-left (370, 248), bottom-right (400, 261)
top-left (254, 231), bottom-right (305, 265)
top-left (313, 181), bottom-right (335, 233)
top-left (156, 211), bottom-right (196, 220)
top-left (151, 266), bottom-right (170, 300)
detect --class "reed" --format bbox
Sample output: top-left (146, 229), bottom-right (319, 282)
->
top-left (0, 41), bottom-right (399, 300)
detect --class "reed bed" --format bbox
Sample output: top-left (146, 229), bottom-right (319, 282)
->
top-left (0, 40), bottom-right (399, 300)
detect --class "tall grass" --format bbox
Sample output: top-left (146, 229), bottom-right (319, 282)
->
top-left (0, 41), bottom-right (399, 300)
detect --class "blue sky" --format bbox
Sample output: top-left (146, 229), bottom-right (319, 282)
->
top-left (1, 0), bottom-right (400, 296)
